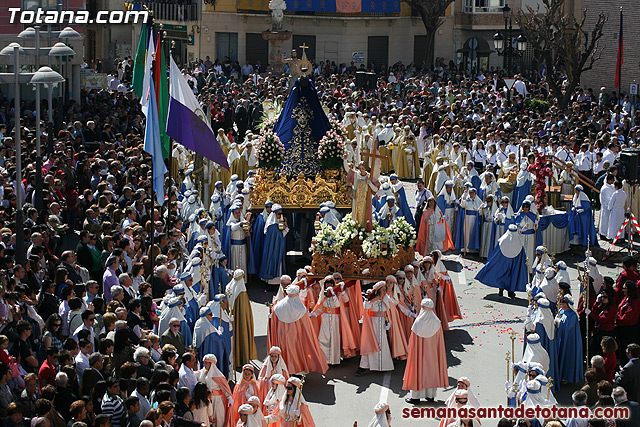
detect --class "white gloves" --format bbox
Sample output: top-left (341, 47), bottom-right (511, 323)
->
top-left (577, 209), bottom-right (584, 214)
top-left (228, 398), bottom-right (234, 407)
top-left (585, 308), bottom-right (591, 315)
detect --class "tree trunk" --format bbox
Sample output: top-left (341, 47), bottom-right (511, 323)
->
top-left (420, 13), bottom-right (438, 69)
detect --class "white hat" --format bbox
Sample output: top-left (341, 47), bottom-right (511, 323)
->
top-left (285, 285), bottom-right (300, 295)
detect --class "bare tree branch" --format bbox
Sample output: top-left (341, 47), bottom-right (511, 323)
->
top-left (516, 0), bottom-right (607, 109)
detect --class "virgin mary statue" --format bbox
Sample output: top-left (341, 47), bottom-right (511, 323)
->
top-left (273, 75), bottom-right (331, 177)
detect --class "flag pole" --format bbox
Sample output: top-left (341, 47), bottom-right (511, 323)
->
top-left (166, 39), bottom-right (174, 233)
top-left (149, 20), bottom-right (158, 267)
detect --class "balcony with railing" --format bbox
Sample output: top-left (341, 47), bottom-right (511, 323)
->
top-left (464, 0), bottom-right (505, 13)
top-left (126, 1), bottom-right (199, 22)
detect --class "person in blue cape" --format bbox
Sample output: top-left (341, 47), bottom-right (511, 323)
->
top-left (568, 184), bottom-right (599, 247)
top-left (179, 272), bottom-right (201, 326)
top-left (476, 224), bottom-right (528, 299)
top-left (248, 200), bottom-right (272, 275)
top-left (211, 254), bottom-right (231, 296)
top-left (318, 206), bottom-right (339, 229)
top-left (377, 196), bottom-right (399, 227)
top-left (530, 298), bottom-right (559, 390)
top-left (193, 305), bottom-right (225, 363)
top-left (180, 168), bottom-right (195, 198)
top-left (187, 218), bottom-right (208, 253)
top-left (208, 294), bottom-right (233, 378)
top-left (260, 204), bottom-right (288, 283)
top-left (188, 256), bottom-right (204, 294)
top-left (160, 296), bottom-right (192, 348)
top-left (375, 182), bottom-right (394, 212)
top-left (514, 200), bottom-right (538, 272)
top-left (494, 196), bottom-right (515, 244)
top-left (436, 180), bottom-right (458, 237)
top-left (512, 162), bottom-right (532, 211)
top-left (273, 75), bottom-right (331, 177)
top-left (455, 187), bottom-right (482, 253)
top-left (389, 174), bottom-right (416, 227)
top-left (209, 192), bottom-right (225, 233)
top-left (555, 294), bottom-right (584, 384)
top-left (172, 281), bottom-right (196, 327)
top-left (479, 194), bottom-right (497, 259)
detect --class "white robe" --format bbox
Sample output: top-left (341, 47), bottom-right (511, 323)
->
top-left (317, 293), bottom-right (348, 365)
top-left (599, 182), bottom-right (614, 236)
top-left (607, 189), bottom-right (627, 240)
top-left (228, 218), bottom-right (248, 273)
top-left (359, 299), bottom-right (393, 371)
top-left (460, 196), bottom-right (483, 253)
top-left (517, 215), bottom-right (537, 271)
top-left (480, 202), bottom-right (497, 258)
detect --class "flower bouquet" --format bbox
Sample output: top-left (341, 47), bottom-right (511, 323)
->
top-left (317, 119), bottom-right (347, 170)
top-left (362, 224), bottom-right (398, 259)
top-left (334, 213), bottom-right (364, 248)
top-left (255, 132), bottom-right (285, 170)
top-left (389, 217), bottom-right (417, 250)
top-left (311, 223), bottom-right (341, 255)
top-left (527, 152), bottom-right (553, 211)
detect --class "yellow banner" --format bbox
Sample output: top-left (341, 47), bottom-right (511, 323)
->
top-left (236, 0), bottom-right (269, 11)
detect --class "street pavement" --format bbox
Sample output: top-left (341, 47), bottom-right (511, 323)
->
top-left (241, 181), bottom-right (627, 426)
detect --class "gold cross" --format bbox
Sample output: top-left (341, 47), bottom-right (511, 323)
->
top-left (299, 43), bottom-right (310, 54)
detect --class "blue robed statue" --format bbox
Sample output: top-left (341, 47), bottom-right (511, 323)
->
top-left (273, 76), bottom-right (331, 177)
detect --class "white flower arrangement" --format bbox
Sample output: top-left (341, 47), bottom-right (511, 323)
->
top-left (334, 213), bottom-right (364, 248)
top-left (311, 223), bottom-right (342, 255)
top-left (362, 224), bottom-right (398, 259)
top-left (389, 217), bottom-right (417, 249)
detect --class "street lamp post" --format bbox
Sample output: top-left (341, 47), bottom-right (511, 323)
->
top-left (493, 4), bottom-right (527, 78)
top-left (0, 43), bottom-right (27, 265)
top-left (18, 28), bottom-right (76, 211)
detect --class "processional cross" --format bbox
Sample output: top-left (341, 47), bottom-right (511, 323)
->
top-left (360, 136), bottom-right (387, 181)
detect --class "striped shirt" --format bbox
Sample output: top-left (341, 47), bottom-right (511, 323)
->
top-left (101, 392), bottom-right (125, 427)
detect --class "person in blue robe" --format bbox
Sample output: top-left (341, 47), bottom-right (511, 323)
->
top-left (248, 201), bottom-right (272, 275)
top-left (375, 182), bottom-right (394, 213)
top-left (476, 224), bottom-right (528, 298)
top-left (260, 204), bottom-right (288, 282)
top-left (514, 201), bottom-right (538, 272)
top-left (178, 272), bottom-right (200, 326)
top-left (556, 294), bottom-right (584, 383)
top-left (318, 206), bottom-right (339, 229)
top-left (171, 282), bottom-right (195, 327)
top-left (211, 255), bottom-right (231, 296)
top-left (193, 305), bottom-right (225, 365)
top-left (389, 174), bottom-right (416, 227)
top-left (436, 180), bottom-right (458, 237)
top-left (221, 203), bottom-right (241, 259)
top-left (454, 188), bottom-right (482, 253)
top-left (209, 295), bottom-right (233, 378)
top-left (512, 162), bottom-right (532, 211)
top-left (273, 76), bottom-right (331, 177)
top-left (377, 196), bottom-right (399, 228)
top-left (494, 196), bottom-right (515, 246)
top-left (531, 298), bottom-right (559, 391)
top-left (188, 256), bottom-right (204, 294)
top-left (180, 168), bottom-right (195, 198)
top-left (568, 184), bottom-right (599, 247)
top-left (187, 218), bottom-right (208, 253)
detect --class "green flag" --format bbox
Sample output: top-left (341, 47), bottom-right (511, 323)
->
top-left (132, 22), bottom-right (148, 99)
top-left (158, 38), bottom-right (170, 159)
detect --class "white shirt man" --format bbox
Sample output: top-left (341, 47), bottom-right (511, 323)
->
top-left (575, 147), bottom-right (594, 173)
top-left (178, 354), bottom-right (198, 393)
